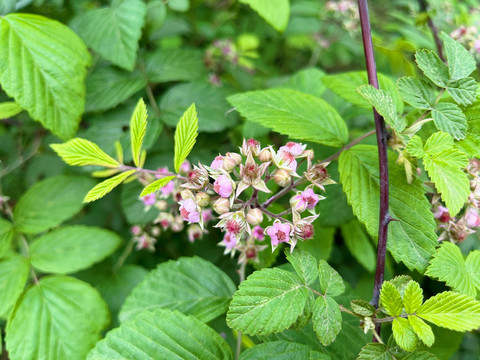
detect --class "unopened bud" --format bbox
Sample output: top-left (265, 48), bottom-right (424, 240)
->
top-left (273, 169), bottom-right (291, 187)
top-left (226, 152), bottom-right (242, 166)
top-left (151, 226), bottom-right (161, 237)
top-left (213, 197), bottom-right (230, 214)
top-left (180, 189), bottom-right (193, 200)
top-left (155, 200), bottom-right (168, 211)
top-left (195, 192), bottom-right (210, 207)
top-left (246, 208), bottom-right (263, 225)
top-left (290, 194), bottom-right (308, 213)
top-left (258, 148), bottom-right (272, 162)
top-left (187, 224), bottom-right (203, 243)
top-left (241, 138), bottom-right (261, 157)
top-left (223, 156), bottom-right (238, 171)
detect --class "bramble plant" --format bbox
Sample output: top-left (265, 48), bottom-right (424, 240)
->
top-left (2, 1), bottom-right (480, 359)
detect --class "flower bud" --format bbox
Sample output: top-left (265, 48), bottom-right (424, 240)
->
top-left (246, 208), bottom-right (263, 225)
top-left (222, 155), bottom-right (238, 171)
top-left (241, 138), bottom-right (261, 157)
top-left (226, 152), bottom-right (242, 166)
top-left (130, 225), bottom-right (142, 236)
top-left (273, 169), bottom-right (291, 187)
top-left (155, 200), bottom-right (168, 211)
top-left (213, 197), bottom-right (230, 214)
top-left (290, 194), bottom-right (308, 213)
top-left (151, 226), bottom-right (161, 237)
top-left (195, 192), bottom-right (210, 207)
top-left (465, 207), bottom-right (480, 228)
top-left (154, 212), bottom-right (174, 230)
top-left (180, 189), bottom-right (193, 200)
top-left (187, 224), bottom-right (203, 243)
top-left (258, 148), bottom-right (272, 162)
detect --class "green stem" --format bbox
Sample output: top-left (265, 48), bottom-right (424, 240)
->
top-left (114, 238), bottom-right (136, 271)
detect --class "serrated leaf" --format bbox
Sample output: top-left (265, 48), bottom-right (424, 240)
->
top-left (406, 135), bottom-right (424, 158)
top-left (441, 33), bottom-right (476, 80)
top-left (174, 103), bottom-right (198, 172)
top-left (408, 315), bottom-right (434, 347)
top-left (228, 88), bottom-right (348, 147)
top-left (0, 255), bottom-right (29, 318)
top-left (226, 267), bottom-right (308, 335)
top-left (402, 351), bottom-right (438, 360)
top-left (30, 226), bottom-right (121, 274)
top-left (0, 14), bottom-right (90, 139)
top-left (71, 0), bottom-right (146, 71)
top-left (446, 77), bottom-right (477, 106)
top-left (140, 175), bottom-right (176, 197)
top-left (357, 343), bottom-right (400, 360)
top-left (431, 102), bottom-right (467, 140)
top-left (84, 170), bottom-right (135, 203)
top-left (6, 276), bottom-right (109, 360)
top-left (51, 138), bottom-right (120, 168)
top-left (338, 145), bottom-right (437, 272)
top-left (0, 101), bottom-right (22, 118)
top-left (278, 68), bottom-right (327, 98)
top-left (415, 50), bottom-right (449, 87)
top-left (357, 84), bottom-right (405, 132)
top-left (396, 77), bottom-right (436, 110)
top-left (465, 251), bottom-right (480, 291)
top-left (417, 291), bottom-right (480, 331)
top-left (0, 218), bottom-right (14, 258)
top-left (340, 220), bottom-right (376, 272)
top-left (312, 296), bottom-right (341, 346)
top-left (286, 249), bottom-right (318, 286)
top-left (120, 256), bottom-right (236, 323)
top-left (239, 0), bottom-right (290, 32)
top-left (423, 131), bottom-right (454, 154)
top-left (130, 98), bottom-right (148, 167)
top-left (390, 276), bottom-right (414, 297)
top-left (318, 260), bottom-right (344, 296)
top-left (392, 317), bottom-right (418, 352)
top-left (380, 282), bottom-right (403, 317)
top-left (88, 308), bottom-right (232, 360)
top-left (456, 99), bottom-right (480, 157)
top-left (403, 281), bottom-right (423, 315)
top-left (350, 299), bottom-right (375, 317)
top-left (13, 175), bottom-right (95, 234)
top-left (239, 341), bottom-right (326, 360)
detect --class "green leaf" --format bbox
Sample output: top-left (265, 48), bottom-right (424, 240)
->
top-left (30, 225), bottom-right (121, 274)
top-left (417, 291), bottom-right (480, 331)
top-left (239, 341), bottom-right (327, 360)
top-left (277, 68), bottom-right (327, 98)
top-left (446, 77), bottom-right (477, 106)
top-left (228, 88), bottom-right (348, 147)
top-left (0, 101), bottom-right (22, 118)
top-left (431, 102), bottom-right (467, 140)
top-left (441, 33), bottom-right (476, 80)
top-left (312, 296), bottom-right (342, 346)
top-left (340, 220), bottom-right (376, 272)
top-left (357, 343), bottom-right (403, 360)
top-left (0, 218), bottom-right (14, 258)
top-left (239, 0), bottom-right (290, 32)
top-left (286, 249), bottom-right (318, 286)
top-left (168, 0), bottom-right (190, 12)
top-left (71, 0), bottom-right (146, 71)
top-left (174, 103), bottom-right (198, 172)
top-left (350, 299), bottom-right (375, 317)
top-left (88, 308), bottom-right (232, 360)
top-left (390, 276), bottom-right (414, 298)
top-left (415, 50), bottom-right (449, 87)
top-left (145, 48), bottom-right (206, 83)
top-left (140, 175), bottom-right (176, 197)
top-left (357, 84), bottom-right (405, 132)
top-left (318, 260), bottom-right (344, 296)
top-left (338, 145), bottom-right (437, 272)
top-left (392, 317), bottom-right (418, 352)
top-left (465, 251), bottom-right (480, 292)
top-left (396, 77), bottom-right (436, 110)
top-left (455, 99), bottom-right (480, 157)
top-left (51, 138), bottom-right (120, 168)
top-left (120, 256), bottom-right (236, 323)
top-left (403, 281), bottom-right (423, 315)
top-left (13, 175), bottom-right (95, 234)
top-left (129, 98), bottom-right (148, 167)
top-left (85, 67), bottom-right (146, 112)
top-left (380, 282), bottom-right (403, 317)
top-left (408, 315), bottom-right (434, 347)
top-left (226, 267), bottom-right (308, 335)
top-left (406, 135), bottom-right (424, 158)
top-left (84, 170), bottom-right (136, 203)
top-left (6, 276), bottom-right (109, 360)
top-left (0, 14), bottom-right (90, 139)
top-left (403, 351), bottom-right (438, 360)
top-left (322, 71), bottom-right (404, 113)
top-left (0, 255), bottom-right (29, 318)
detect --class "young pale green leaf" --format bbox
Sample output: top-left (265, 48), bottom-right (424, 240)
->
top-left (340, 220), bottom-right (376, 272)
top-left (338, 145), bottom-right (437, 272)
top-left (356, 84), bottom-right (405, 132)
top-left (406, 135), bottom-right (424, 158)
top-left (431, 102), bottom-right (467, 140)
top-left (286, 249), bottom-right (318, 286)
top-left (318, 260), bottom-right (345, 296)
top-left (129, 98), bottom-right (148, 167)
top-left (415, 50), bottom-right (449, 87)
top-left (13, 175), bottom-right (95, 234)
top-left (350, 299), bottom-right (375, 317)
top-left (0, 255), bottom-right (29, 318)
top-left (390, 276), bottom-right (415, 297)
top-left (465, 251), bottom-right (480, 291)
top-left (357, 343), bottom-right (403, 360)
top-left (0, 218), bottom-right (14, 258)
top-left (84, 170), bottom-right (136, 203)
top-left (228, 88), bottom-right (348, 147)
top-left (0, 101), bottom-right (22, 118)
top-left (6, 276), bottom-right (109, 360)
top-left (120, 256), bottom-right (236, 323)
top-left (70, 0), bottom-right (146, 71)
top-left (30, 226), bottom-right (121, 274)
top-left (417, 291), bottom-right (480, 331)
top-left (456, 99), bottom-right (480, 157)
top-left (408, 315), bottom-right (434, 347)
top-left (403, 281), bottom-right (423, 315)
top-left (51, 138), bottom-right (120, 168)
top-left (140, 175), bottom-right (176, 197)
top-left (396, 77), bottom-right (436, 110)
top-left (441, 33), bottom-right (476, 80)
top-left (392, 318), bottom-right (418, 352)
top-left (226, 267), bottom-right (308, 335)
top-left (312, 296), bottom-right (342, 346)
top-left (380, 282), bottom-right (403, 317)
top-left (0, 14), bottom-right (90, 140)
top-left (423, 131), bottom-right (454, 153)
top-left (88, 308), bottom-right (232, 360)
top-left (446, 77), bottom-right (477, 106)
top-left (239, 341), bottom-right (327, 360)
top-left (174, 103), bottom-right (198, 173)
top-left (239, 0), bottom-right (289, 32)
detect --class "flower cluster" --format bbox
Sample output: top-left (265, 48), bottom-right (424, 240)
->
top-left (450, 25), bottom-right (480, 58)
top-left (324, 0), bottom-right (359, 33)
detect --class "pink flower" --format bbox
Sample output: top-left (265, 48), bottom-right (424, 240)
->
top-left (214, 175), bottom-right (233, 197)
top-left (253, 226), bottom-right (265, 241)
top-left (202, 209), bottom-right (213, 223)
top-left (155, 167), bottom-right (170, 178)
top-left (130, 225), bottom-right (142, 235)
top-left (433, 206), bottom-right (450, 223)
top-left (179, 198), bottom-right (200, 223)
top-left (161, 180), bottom-right (175, 196)
top-left (266, 221), bottom-right (292, 247)
top-left (290, 188), bottom-right (319, 212)
top-left (279, 142), bottom-right (305, 156)
top-left (187, 224), bottom-right (203, 243)
top-left (141, 193), bottom-right (156, 206)
top-left (180, 160), bottom-right (191, 174)
top-left (211, 156), bottom-right (224, 170)
top-left (465, 207), bottom-right (480, 228)
top-left (474, 39), bottom-right (480, 54)
top-left (223, 232), bottom-right (237, 249)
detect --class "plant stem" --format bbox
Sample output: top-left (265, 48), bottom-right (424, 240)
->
top-left (357, 0), bottom-right (392, 341)
top-left (235, 261), bottom-right (247, 360)
top-left (322, 128), bottom-right (376, 163)
top-left (114, 238), bottom-right (136, 271)
top-left (262, 178), bottom-right (307, 208)
top-left (418, 0), bottom-right (444, 61)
